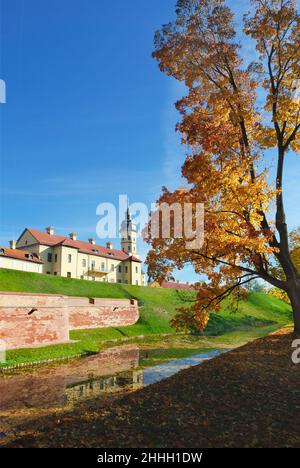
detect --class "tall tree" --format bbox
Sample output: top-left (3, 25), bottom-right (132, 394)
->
top-left (271, 227), bottom-right (300, 280)
top-left (290, 228), bottom-right (300, 272)
top-left (147, 0), bottom-right (300, 333)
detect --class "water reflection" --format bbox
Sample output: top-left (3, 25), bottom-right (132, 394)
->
top-left (143, 349), bottom-right (227, 385)
top-left (0, 344), bottom-right (229, 443)
top-left (65, 370), bottom-right (144, 405)
top-left (0, 345), bottom-right (140, 412)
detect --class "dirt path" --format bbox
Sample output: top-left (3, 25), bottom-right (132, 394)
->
top-left (4, 328), bottom-right (300, 448)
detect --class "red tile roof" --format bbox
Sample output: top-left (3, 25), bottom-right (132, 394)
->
top-left (159, 282), bottom-right (210, 296)
top-left (0, 247), bottom-right (43, 264)
top-left (26, 229), bottom-right (66, 246)
top-left (160, 281), bottom-right (196, 290)
top-left (129, 255), bottom-right (142, 263)
top-left (24, 229), bottom-right (142, 262)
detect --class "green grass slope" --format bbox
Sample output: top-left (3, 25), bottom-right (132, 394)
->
top-left (0, 268), bottom-right (292, 333)
top-left (0, 268), bottom-right (195, 335)
top-left (0, 268), bottom-right (292, 366)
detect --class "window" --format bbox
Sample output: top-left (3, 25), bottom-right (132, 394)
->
top-left (111, 264), bottom-right (115, 272)
top-left (91, 260), bottom-right (96, 269)
top-left (128, 235), bottom-right (131, 240)
top-left (68, 254), bottom-right (72, 263)
top-left (54, 272), bottom-right (57, 276)
top-left (136, 280), bottom-right (139, 285)
top-left (0, 248), bottom-right (4, 255)
top-left (136, 266), bottom-right (138, 273)
top-left (125, 266), bottom-right (128, 273)
top-left (128, 246), bottom-right (131, 253)
top-left (67, 272), bottom-right (71, 278)
top-left (47, 253), bottom-right (52, 262)
top-left (118, 265), bottom-right (122, 273)
top-left (82, 259), bottom-right (87, 268)
top-left (46, 271), bottom-right (51, 275)
top-left (101, 262), bottom-right (105, 271)
top-left (118, 279), bottom-right (122, 283)
top-left (54, 254), bottom-right (58, 262)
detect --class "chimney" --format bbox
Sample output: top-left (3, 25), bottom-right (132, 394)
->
top-left (46, 226), bottom-right (54, 236)
top-left (186, 281), bottom-right (189, 285)
top-left (177, 280), bottom-right (180, 284)
top-left (106, 242), bottom-right (113, 250)
top-left (69, 232), bottom-right (77, 241)
top-left (88, 238), bottom-right (96, 245)
top-left (9, 240), bottom-right (16, 250)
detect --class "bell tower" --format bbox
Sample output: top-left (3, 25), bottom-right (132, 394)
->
top-left (121, 208), bottom-right (138, 257)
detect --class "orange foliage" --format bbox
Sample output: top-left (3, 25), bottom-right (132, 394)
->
top-left (147, 0), bottom-right (300, 332)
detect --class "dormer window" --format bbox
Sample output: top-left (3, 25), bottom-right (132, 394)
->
top-left (92, 248), bottom-right (99, 253)
top-left (25, 253), bottom-right (34, 260)
top-left (0, 248), bottom-right (5, 255)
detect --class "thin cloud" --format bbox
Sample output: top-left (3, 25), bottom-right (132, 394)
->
top-left (0, 168), bottom-right (162, 199)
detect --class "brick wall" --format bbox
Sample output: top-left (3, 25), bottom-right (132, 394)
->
top-left (0, 292), bottom-right (69, 350)
top-left (67, 297), bottom-right (139, 330)
top-left (0, 292), bottom-right (139, 350)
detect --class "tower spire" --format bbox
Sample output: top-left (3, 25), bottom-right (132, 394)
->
top-left (126, 206), bottom-right (132, 225)
top-left (121, 205), bottom-right (138, 257)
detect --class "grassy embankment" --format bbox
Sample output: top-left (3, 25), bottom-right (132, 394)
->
top-left (0, 268), bottom-right (293, 367)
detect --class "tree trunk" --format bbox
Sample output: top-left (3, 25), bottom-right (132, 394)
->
top-left (288, 282), bottom-right (300, 337)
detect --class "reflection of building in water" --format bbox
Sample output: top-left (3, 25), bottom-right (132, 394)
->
top-left (0, 345), bottom-right (140, 412)
top-left (65, 369), bottom-right (143, 404)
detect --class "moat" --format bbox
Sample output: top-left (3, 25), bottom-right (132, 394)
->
top-left (0, 340), bottom-right (229, 443)
top-left (0, 326), bottom-right (278, 445)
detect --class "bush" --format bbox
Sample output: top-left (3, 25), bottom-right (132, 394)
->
top-left (267, 288), bottom-right (290, 304)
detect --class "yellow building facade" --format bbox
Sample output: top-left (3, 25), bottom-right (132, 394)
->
top-left (14, 211), bottom-right (146, 286)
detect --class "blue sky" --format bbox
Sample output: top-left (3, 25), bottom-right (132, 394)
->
top-left (0, 0), bottom-right (299, 283)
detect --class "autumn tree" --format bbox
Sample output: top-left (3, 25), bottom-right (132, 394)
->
top-left (271, 227), bottom-right (300, 278)
top-left (147, 0), bottom-right (300, 333)
top-left (268, 227), bottom-right (300, 302)
top-left (290, 228), bottom-right (300, 272)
